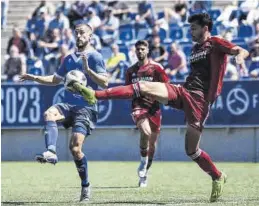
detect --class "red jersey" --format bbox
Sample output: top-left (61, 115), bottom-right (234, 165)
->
top-left (184, 36), bottom-right (236, 102)
top-left (125, 60), bottom-right (169, 113)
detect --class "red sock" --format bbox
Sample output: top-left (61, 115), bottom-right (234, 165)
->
top-left (95, 84), bottom-right (141, 100)
top-left (190, 149), bottom-right (221, 180)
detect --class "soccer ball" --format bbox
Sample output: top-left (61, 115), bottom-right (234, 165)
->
top-left (64, 70), bottom-right (87, 92)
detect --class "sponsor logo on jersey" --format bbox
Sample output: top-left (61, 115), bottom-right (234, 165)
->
top-left (132, 76), bottom-right (153, 83)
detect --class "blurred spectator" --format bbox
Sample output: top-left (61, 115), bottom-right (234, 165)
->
top-left (128, 45), bottom-right (138, 65)
top-left (86, 7), bottom-right (101, 30)
top-left (249, 43), bottom-right (259, 78)
top-left (165, 42), bottom-right (188, 80)
top-left (164, 3), bottom-right (187, 25)
top-left (31, 7), bottom-right (50, 41)
top-left (4, 45), bottom-right (26, 82)
top-left (189, 0), bottom-right (212, 13)
top-left (7, 26), bottom-right (30, 57)
top-left (149, 35), bottom-right (167, 65)
top-left (68, 1), bottom-right (87, 26)
top-left (106, 44), bottom-right (126, 82)
top-left (108, 1), bottom-right (131, 21)
top-left (56, 1), bottom-right (71, 16)
top-left (225, 57), bottom-right (239, 80)
top-left (31, 0), bottom-right (55, 18)
top-left (58, 44), bottom-right (70, 66)
top-left (88, 0), bottom-right (105, 18)
top-left (238, 0), bottom-right (258, 24)
top-left (135, 0), bottom-right (156, 27)
top-left (1, 0), bottom-right (9, 30)
top-left (48, 9), bottom-right (70, 33)
top-left (97, 7), bottom-right (120, 46)
top-left (145, 25), bottom-right (160, 46)
top-left (62, 28), bottom-right (76, 52)
top-left (91, 34), bottom-right (102, 51)
top-left (38, 28), bottom-right (62, 73)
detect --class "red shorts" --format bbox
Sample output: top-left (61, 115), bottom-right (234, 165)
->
top-left (131, 108), bottom-right (161, 132)
top-left (165, 83), bottom-right (210, 131)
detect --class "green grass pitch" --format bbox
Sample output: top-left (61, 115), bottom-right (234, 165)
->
top-left (2, 162), bottom-right (259, 206)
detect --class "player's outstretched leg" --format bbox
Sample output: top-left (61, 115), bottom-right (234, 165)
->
top-left (72, 81), bottom-right (169, 105)
top-left (35, 107), bottom-right (63, 165)
top-left (70, 132), bottom-right (90, 202)
top-left (185, 125), bottom-right (226, 202)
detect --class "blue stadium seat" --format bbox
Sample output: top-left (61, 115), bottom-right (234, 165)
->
top-left (119, 28), bottom-right (134, 42)
top-left (238, 25), bottom-right (254, 38)
top-left (119, 45), bottom-right (129, 61)
top-left (157, 11), bottom-right (164, 19)
top-left (208, 9), bottom-right (221, 21)
top-left (136, 28), bottom-right (149, 40)
top-left (249, 61), bottom-right (259, 72)
top-left (127, 12), bottom-right (137, 20)
top-left (182, 44), bottom-right (193, 57)
top-left (159, 28), bottom-right (167, 41)
top-left (28, 67), bottom-right (44, 76)
top-left (170, 27), bottom-right (183, 40)
top-left (100, 47), bottom-right (112, 60)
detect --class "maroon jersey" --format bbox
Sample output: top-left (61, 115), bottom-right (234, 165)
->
top-left (125, 60), bottom-right (169, 113)
top-left (184, 36), bottom-right (235, 102)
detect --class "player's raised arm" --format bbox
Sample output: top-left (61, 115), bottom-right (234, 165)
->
top-left (81, 53), bottom-right (109, 88)
top-left (19, 74), bottom-right (62, 85)
top-left (212, 37), bottom-right (249, 65)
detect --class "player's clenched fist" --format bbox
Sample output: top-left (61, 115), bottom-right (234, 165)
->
top-left (19, 74), bottom-right (35, 81)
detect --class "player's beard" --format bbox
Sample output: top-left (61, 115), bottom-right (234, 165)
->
top-left (76, 40), bottom-right (89, 51)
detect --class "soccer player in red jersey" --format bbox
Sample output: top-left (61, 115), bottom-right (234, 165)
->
top-left (125, 40), bottom-right (169, 187)
top-left (70, 13), bottom-right (249, 202)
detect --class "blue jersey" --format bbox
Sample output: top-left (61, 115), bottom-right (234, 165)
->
top-left (55, 48), bottom-right (106, 112)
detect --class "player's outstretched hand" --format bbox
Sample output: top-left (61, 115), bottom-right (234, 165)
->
top-left (19, 74), bottom-right (35, 82)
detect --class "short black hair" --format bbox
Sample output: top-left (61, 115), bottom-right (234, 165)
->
top-left (74, 21), bottom-right (93, 32)
top-left (135, 40), bottom-right (149, 48)
top-left (188, 13), bottom-right (213, 32)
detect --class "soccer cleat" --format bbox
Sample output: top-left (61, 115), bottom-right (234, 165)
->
top-left (137, 160), bottom-right (147, 178)
top-left (138, 176), bottom-right (148, 188)
top-left (71, 82), bottom-right (97, 105)
top-left (35, 151), bottom-right (58, 165)
top-left (210, 172), bottom-right (227, 202)
top-left (80, 185), bottom-right (90, 202)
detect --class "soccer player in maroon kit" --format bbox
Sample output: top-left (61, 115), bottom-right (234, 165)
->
top-left (125, 40), bottom-right (169, 187)
top-left (71, 13), bottom-right (249, 202)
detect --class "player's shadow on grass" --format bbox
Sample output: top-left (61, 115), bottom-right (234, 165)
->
top-left (94, 201), bottom-right (167, 205)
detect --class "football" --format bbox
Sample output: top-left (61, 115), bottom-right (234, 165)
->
top-left (64, 70), bottom-right (87, 92)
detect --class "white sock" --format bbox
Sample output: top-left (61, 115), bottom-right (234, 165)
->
top-left (141, 156), bottom-right (148, 164)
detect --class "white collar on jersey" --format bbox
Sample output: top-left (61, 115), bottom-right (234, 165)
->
top-left (72, 47), bottom-right (94, 62)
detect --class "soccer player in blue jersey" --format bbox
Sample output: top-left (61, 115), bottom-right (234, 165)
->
top-left (19, 23), bottom-right (108, 202)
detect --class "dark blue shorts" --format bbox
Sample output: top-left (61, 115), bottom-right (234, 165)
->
top-left (55, 103), bottom-right (97, 136)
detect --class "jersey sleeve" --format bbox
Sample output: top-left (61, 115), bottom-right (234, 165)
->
top-left (155, 65), bottom-right (170, 83)
top-left (88, 52), bottom-right (107, 74)
top-left (212, 37), bottom-right (236, 55)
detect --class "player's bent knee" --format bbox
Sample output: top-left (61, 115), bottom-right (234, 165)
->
top-left (69, 145), bottom-right (82, 157)
top-left (44, 107), bottom-right (61, 121)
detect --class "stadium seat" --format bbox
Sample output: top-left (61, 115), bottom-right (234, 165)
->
top-left (169, 27), bottom-right (183, 40)
top-left (136, 28), bottom-right (149, 40)
top-left (238, 25), bottom-right (254, 38)
top-left (28, 67), bottom-right (44, 76)
top-left (119, 28), bottom-right (134, 42)
top-left (159, 28), bottom-right (167, 41)
top-left (119, 45), bottom-right (129, 61)
top-left (157, 11), bottom-right (164, 19)
top-left (100, 47), bottom-right (112, 60)
top-left (208, 9), bottom-right (221, 21)
top-left (249, 61), bottom-right (259, 72)
top-left (182, 44), bottom-right (193, 57)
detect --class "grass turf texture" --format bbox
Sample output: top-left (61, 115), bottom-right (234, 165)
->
top-left (2, 162), bottom-right (259, 206)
